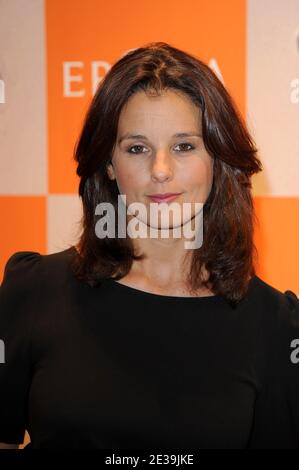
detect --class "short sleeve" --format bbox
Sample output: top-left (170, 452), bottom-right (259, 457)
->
top-left (0, 251), bottom-right (43, 444)
top-left (248, 289), bottom-right (299, 448)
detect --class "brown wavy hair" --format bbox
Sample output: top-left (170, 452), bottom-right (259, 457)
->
top-left (69, 41), bottom-right (263, 307)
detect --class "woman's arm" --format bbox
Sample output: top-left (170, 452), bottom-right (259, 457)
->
top-left (0, 251), bottom-right (43, 450)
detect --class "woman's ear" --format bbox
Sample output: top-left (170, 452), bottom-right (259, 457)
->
top-left (106, 162), bottom-right (116, 180)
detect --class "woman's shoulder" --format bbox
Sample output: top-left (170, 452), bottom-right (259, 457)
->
top-left (1, 250), bottom-right (43, 294)
top-left (0, 247), bottom-right (78, 338)
top-left (249, 274), bottom-right (299, 332)
top-left (2, 246), bottom-right (75, 281)
top-left (1, 246), bottom-right (77, 300)
top-left (251, 274), bottom-right (298, 308)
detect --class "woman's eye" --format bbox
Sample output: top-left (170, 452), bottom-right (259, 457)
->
top-left (126, 142), bottom-right (195, 154)
top-left (127, 145), bottom-right (147, 154)
top-left (175, 142), bottom-right (195, 152)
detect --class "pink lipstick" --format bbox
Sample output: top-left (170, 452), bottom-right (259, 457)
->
top-left (147, 193), bottom-right (182, 203)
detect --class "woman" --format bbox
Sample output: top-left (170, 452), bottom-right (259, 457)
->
top-left (0, 42), bottom-right (298, 449)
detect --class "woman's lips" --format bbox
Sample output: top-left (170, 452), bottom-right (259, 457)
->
top-left (147, 193), bottom-right (182, 203)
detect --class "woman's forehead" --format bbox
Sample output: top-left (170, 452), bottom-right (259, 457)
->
top-left (118, 91), bottom-right (201, 133)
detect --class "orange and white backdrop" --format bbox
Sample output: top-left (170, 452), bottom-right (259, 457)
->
top-left (1, 0), bottom-right (298, 293)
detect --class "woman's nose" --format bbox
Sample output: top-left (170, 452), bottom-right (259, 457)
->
top-left (150, 150), bottom-right (174, 182)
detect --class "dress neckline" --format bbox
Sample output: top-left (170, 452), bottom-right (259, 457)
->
top-left (105, 277), bottom-right (224, 302)
top-left (69, 245), bottom-right (255, 303)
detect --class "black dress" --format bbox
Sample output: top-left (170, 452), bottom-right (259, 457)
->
top-left (0, 246), bottom-right (299, 449)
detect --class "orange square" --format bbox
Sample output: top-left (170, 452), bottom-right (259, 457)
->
top-left (0, 196), bottom-right (46, 283)
top-left (254, 196), bottom-right (299, 294)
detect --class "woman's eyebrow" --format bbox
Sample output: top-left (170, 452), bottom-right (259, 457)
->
top-left (118, 132), bottom-right (202, 144)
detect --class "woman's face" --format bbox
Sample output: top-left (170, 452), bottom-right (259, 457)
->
top-left (107, 88), bottom-right (214, 230)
